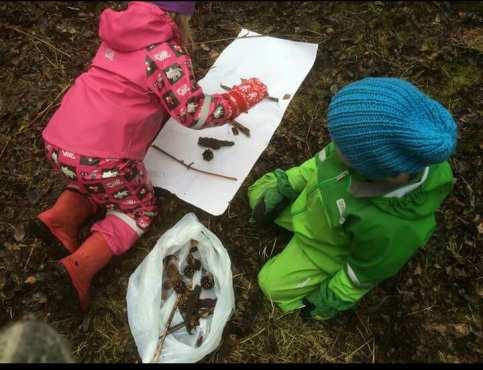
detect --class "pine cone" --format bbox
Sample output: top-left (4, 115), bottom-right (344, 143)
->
top-left (201, 274), bottom-right (214, 289)
top-left (183, 265), bottom-right (195, 278)
top-left (173, 279), bottom-right (187, 294)
top-left (192, 258), bottom-right (202, 271)
top-left (187, 253), bottom-right (195, 267)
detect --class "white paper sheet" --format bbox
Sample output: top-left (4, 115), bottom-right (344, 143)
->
top-left (144, 29), bottom-right (318, 215)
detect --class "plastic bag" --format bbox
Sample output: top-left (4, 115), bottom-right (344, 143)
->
top-left (126, 213), bottom-right (235, 363)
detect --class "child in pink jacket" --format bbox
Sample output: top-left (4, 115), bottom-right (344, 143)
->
top-left (33, 1), bottom-right (267, 311)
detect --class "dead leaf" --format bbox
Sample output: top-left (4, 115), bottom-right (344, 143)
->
top-left (453, 323), bottom-right (470, 337)
top-left (414, 264), bottom-right (422, 275)
top-left (6, 243), bottom-right (20, 252)
top-left (209, 49), bottom-right (219, 60)
top-left (477, 222), bottom-right (483, 234)
top-left (24, 275), bottom-right (37, 285)
top-left (428, 323), bottom-right (448, 334)
top-left (282, 94), bottom-right (291, 100)
top-left (13, 224), bottom-right (25, 242)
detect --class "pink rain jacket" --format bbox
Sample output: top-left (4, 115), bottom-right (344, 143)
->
top-left (43, 1), bottom-right (235, 161)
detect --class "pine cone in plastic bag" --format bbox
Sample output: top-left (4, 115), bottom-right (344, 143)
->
top-left (173, 279), bottom-right (187, 294)
top-left (191, 258), bottom-right (201, 271)
top-left (201, 273), bottom-right (214, 289)
top-left (183, 265), bottom-right (195, 279)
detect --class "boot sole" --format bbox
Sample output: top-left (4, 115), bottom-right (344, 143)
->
top-left (29, 218), bottom-right (71, 258)
top-left (54, 263), bottom-right (84, 312)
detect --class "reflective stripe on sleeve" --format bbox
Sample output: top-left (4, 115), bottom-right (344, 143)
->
top-left (346, 263), bottom-right (362, 287)
top-left (318, 147), bottom-right (327, 161)
top-left (192, 95), bottom-right (212, 129)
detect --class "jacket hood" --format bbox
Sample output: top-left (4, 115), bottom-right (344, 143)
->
top-left (99, 1), bottom-right (177, 52)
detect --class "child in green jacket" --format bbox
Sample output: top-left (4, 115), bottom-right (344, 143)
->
top-left (248, 77), bottom-right (457, 320)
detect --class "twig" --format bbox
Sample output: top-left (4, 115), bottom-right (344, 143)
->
top-left (372, 337), bottom-right (376, 364)
top-left (151, 145), bottom-right (237, 181)
top-left (219, 83), bottom-right (232, 91)
top-left (196, 33), bottom-right (268, 45)
top-left (196, 32), bottom-right (320, 46)
top-left (31, 84), bottom-right (70, 124)
top-left (24, 246), bottom-right (35, 272)
top-left (166, 321), bottom-right (186, 335)
top-left (0, 137), bottom-right (12, 161)
top-left (0, 23), bottom-right (72, 58)
top-left (227, 120), bottom-right (250, 137)
top-left (342, 338), bottom-right (372, 361)
top-left (220, 83), bottom-right (279, 102)
top-left (240, 328), bottom-right (266, 344)
top-left (167, 307), bottom-right (214, 335)
top-left (152, 294), bottom-right (181, 363)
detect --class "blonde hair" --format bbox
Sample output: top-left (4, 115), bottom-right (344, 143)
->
top-left (168, 12), bottom-right (194, 52)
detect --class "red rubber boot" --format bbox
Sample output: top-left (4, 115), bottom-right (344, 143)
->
top-left (58, 232), bottom-right (113, 312)
top-left (33, 190), bottom-right (98, 255)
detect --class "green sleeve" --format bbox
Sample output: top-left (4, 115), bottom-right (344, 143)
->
top-left (344, 216), bottom-right (433, 288)
top-left (317, 217), bottom-right (433, 315)
top-left (315, 161), bottom-right (454, 315)
top-left (247, 156), bottom-right (317, 210)
top-left (248, 171), bottom-right (279, 210)
top-left (284, 156), bottom-right (318, 193)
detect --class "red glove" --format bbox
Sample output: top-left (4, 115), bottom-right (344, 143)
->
top-left (226, 78), bottom-right (268, 117)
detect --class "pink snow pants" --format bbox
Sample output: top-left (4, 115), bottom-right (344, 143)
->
top-left (44, 141), bottom-right (158, 255)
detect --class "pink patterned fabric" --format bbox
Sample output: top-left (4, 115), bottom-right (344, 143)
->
top-left (44, 141), bottom-right (157, 255)
top-left (42, 1), bottom-right (236, 161)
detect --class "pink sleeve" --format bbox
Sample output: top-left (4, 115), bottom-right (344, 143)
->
top-left (145, 42), bottom-right (235, 129)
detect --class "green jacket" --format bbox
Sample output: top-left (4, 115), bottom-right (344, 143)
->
top-left (249, 142), bottom-right (454, 312)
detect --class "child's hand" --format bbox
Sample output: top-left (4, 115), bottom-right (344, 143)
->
top-left (226, 78), bottom-right (268, 116)
top-left (250, 169), bottom-right (297, 224)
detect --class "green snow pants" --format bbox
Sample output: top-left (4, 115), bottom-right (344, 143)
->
top-left (258, 234), bottom-right (348, 313)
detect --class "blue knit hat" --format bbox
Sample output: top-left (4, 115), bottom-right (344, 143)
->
top-left (327, 78), bottom-right (457, 180)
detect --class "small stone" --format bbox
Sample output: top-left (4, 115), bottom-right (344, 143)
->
top-left (13, 224), bottom-right (25, 242)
